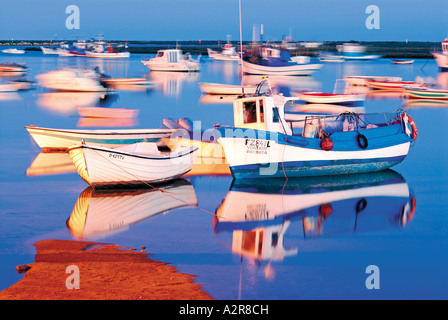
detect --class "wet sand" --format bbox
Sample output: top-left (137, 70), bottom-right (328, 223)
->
top-left (0, 240), bottom-right (213, 300)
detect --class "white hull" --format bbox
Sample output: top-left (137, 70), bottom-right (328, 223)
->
top-left (207, 49), bottom-right (239, 61)
top-left (298, 92), bottom-right (365, 104)
top-left (199, 82), bottom-right (257, 95)
top-left (25, 125), bottom-right (175, 151)
top-left (219, 136), bottom-right (410, 169)
top-left (68, 143), bottom-right (198, 187)
top-left (41, 47), bottom-right (58, 55)
top-left (2, 48), bottom-right (25, 54)
top-left (36, 69), bottom-right (107, 92)
top-left (432, 52), bottom-right (448, 69)
top-left (78, 106), bottom-right (139, 118)
top-left (86, 51), bottom-right (130, 59)
top-left (242, 60), bottom-right (322, 76)
top-left (67, 179), bottom-right (197, 239)
top-left (142, 60), bottom-right (200, 72)
top-left (344, 76), bottom-right (402, 86)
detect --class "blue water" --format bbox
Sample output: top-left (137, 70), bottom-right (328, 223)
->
top-left (1, 51), bottom-right (447, 300)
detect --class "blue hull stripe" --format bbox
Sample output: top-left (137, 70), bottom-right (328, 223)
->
top-left (230, 156), bottom-right (406, 179)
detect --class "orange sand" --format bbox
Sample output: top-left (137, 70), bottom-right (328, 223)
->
top-left (0, 239), bottom-right (213, 300)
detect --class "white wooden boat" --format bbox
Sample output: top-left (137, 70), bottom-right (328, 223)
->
top-left (102, 77), bottom-right (151, 86)
top-left (404, 86), bottom-right (448, 100)
top-left (343, 76), bottom-right (402, 86)
top-left (207, 44), bottom-right (240, 61)
top-left (391, 59), bottom-right (414, 65)
top-left (2, 48), bottom-right (25, 54)
top-left (25, 125), bottom-right (175, 151)
top-left (366, 79), bottom-right (428, 90)
top-left (215, 80), bottom-right (417, 179)
top-left (67, 179), bottom-right (197, 239)
top-left (36, 68), bottom-right (108, 92)
top-left (297, 92), bottom-right (366, 105)
top-left (40, 46), bottom-right (58, 55)
top-left (141, 49), bottom-right (200, 72)
top-left (67, 142), bottom-right (198, 187)
top-left (86, 51), bottom-right (130, 59)
top-left (431, 38), bottom-right (448, 71)
top-left (85, 42), bottom-right (130, 59)
top-left (198, 82), bottom-right (257, 95)
top-left (77, 106), bottom-right (139, 118)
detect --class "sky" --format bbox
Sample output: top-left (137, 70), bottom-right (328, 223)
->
top-left (0, 0), bottom-right (447, 42)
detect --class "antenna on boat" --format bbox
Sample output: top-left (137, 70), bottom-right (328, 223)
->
top-left (239, 0), bottom-right (245, 97)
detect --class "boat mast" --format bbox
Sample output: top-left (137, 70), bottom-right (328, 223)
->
top-left (239, 0), bottom-right (245, 96)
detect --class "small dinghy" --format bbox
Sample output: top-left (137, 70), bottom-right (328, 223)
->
top-left (68, 142), bottom-right (198, 188)
top-left (297, 92), bottom-right (366, 105)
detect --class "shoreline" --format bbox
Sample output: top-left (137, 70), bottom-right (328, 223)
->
top-left (0, 40), bottom-right (440, 58)
top-left (0, 239), bottom-right (213, 300)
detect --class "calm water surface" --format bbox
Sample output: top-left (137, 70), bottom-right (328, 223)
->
top-left (1, 51), bottom-right (447, 299)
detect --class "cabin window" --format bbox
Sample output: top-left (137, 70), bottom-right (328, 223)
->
top-left (156, 51), bottom-right (164, 57)
top-left (169, 51), bottom-right (178, 63)
top-left (243, 101), bottom-right (257, 124)
top-left (272, 107), bottom-right (280, 123)
top-left (259, 100), bottom-right (264, 123)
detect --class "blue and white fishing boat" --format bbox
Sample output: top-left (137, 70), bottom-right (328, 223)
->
top-left (242, 46), bottom-right (322, 76)
top-left (215, 80), bottom-right (417, 179)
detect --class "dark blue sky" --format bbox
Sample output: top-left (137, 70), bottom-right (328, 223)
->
top-left (0, 0), bottom-right (447, 41)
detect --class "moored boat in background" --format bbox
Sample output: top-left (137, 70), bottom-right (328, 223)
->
top-left (141, 49), bottom-right (201, 72)
top-left (25, 125), bottom-right (176, 151)
top-left (431, 38), bottom-right (448, 71)
top-left (242, 46), bottom-right (322, 76)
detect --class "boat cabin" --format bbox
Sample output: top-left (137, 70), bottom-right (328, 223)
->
top-left (442, 39), bottom-right (448, 54)
top-left (233, 94), bottom-right (293, 135)
top-left (153, 49), bottom-right (185, 63)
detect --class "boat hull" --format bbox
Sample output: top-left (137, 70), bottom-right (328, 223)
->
top-left (86, 51), bottom-right (130, 59)
top-left (299, 92), bottom-right (365, 105)
top-left (199, 82), bottom-right (256, 95)
top-left (142, 61), bottom-right (200, 72)
top-left (68, 144), bottom-right (198, 187)
top-left (432, 52), bottom-right (448, 70)
top-left (242, 60), bottom-right (322, 76)
top-left (216, 126), bottom-right (412, 179)
top-left (405, 87), bottom-right (448, 100)
top-left (25, 125), bottom-right (175, 151)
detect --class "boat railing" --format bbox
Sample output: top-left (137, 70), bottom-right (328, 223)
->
top-left (301, 111), bottom-right (405, 139)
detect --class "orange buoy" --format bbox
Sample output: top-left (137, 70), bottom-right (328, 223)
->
top-left (407, 115), bottom-right (418, 141)
top-left (320, 137), bottom-right (333, 151)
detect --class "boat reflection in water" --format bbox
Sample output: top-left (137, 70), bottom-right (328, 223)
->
top-left (147, 71), bottom-right (199, 97)
top-left (67, 179), bottom-right (197, 240)
top-left (36, 92), bottom-right (118, 116)
top-left (214, 170), bottom-right (415, 266)
top-left (26, 151), bottom-right (75, 176)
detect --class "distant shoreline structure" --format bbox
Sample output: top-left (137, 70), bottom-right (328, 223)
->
top-left (0, 40), bottom-right (441, 58)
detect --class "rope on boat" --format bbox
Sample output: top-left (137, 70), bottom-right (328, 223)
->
top-left (83, 144), bottom-right (223, 219)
